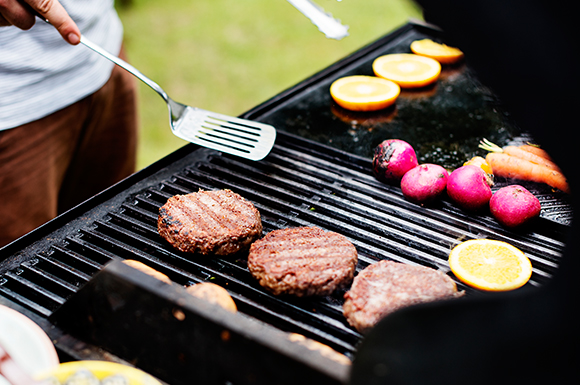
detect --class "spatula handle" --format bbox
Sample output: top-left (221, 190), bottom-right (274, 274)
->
top-left (35, 14), bottom-right (172, 104)
top-left (80, 35), bottom-right (170, 103)
top-left (286, 0), bottom-right (349, 40)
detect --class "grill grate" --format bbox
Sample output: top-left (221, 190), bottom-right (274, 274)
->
top-left (0, 133), bottom-right (568, 359)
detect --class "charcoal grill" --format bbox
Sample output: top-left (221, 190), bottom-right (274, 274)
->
top-left (0, 21), bottom-right (573, 385)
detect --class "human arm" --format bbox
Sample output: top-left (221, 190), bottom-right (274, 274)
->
top-left (0, 0), bottom-right (80, 44)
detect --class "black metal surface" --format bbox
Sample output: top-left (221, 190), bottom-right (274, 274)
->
top-left (50, 260), bottom-right (349, 385)
top-left (241, 20), bottom-right (572, 226)
top-left (0, 21), bottom-right (573, 384)
top-left (244, 21), bottom-right (513, 169)
top-left (0, 132), bottom-right (569, 356)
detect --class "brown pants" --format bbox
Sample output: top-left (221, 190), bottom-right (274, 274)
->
top-left (0, 53), bottom-right (138, 247)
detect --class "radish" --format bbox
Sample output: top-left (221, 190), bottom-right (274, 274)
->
top-left (372, 139), bottom-right (418, 183)
top-left (401, 164), bottom-right (449, 204)
top-left (447, 165), bottom-right (492, 211)
top-left (489, 185), bottom-right (541, 227)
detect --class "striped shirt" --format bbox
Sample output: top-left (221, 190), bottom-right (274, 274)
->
top-left (0, 0), bottom-right (123, 131)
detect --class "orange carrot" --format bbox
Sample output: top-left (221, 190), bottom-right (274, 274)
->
top-left (485, 153), bottom-right (570, 194)
top-left (519, 144), bottom-right (554, 161)
top-left (502, 146), bottom-right (561, 172)
top-left (479, 138), bottom-right (562, 172)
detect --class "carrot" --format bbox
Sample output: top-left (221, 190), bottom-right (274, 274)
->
top-left (485, 152), bottom-right (570, 194)
top-left (479, 139), bottom-right (561, 172)
top-left (502, 146), bottom-right (561, 172)
top-left (519, 144), bottom-right (554, 161)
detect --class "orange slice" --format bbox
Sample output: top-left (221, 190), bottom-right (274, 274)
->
top-left (448, 239), bottom-right (532, 292)
top-left (372, 53), bottom-right (441, 88)
top-left (463, 156), bottom-right (493, 175)
top-left (410, 39), bottom-right (464, 64)
top-left (330, 75), bottom-right (400, 112)
top-left (463, 156), bottom-right (494, 186)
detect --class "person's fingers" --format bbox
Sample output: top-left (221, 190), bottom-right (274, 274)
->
top-left (27, 0), bottom-right (80, 44)
top-left (0, 13), bottom-right (10, 27)
top-left (0, 0), bottom-right (36, 29)
top-left (1, 0), bottom-right (81, 44)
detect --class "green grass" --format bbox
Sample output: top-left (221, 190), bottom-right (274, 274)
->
top-left (116, 0), bottom-right (423, 170)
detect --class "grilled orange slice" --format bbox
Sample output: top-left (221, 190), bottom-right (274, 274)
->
top-left (410, 39), bottom-right (464, 64)
top-left (464, 156), bottom-right (493, 175)
top-left (463, 156), bottom-right (494, 186)
top-left (330, 75), bottom-right (400, 111)
top-left (373, 53), bottom-right (441, 88)
top-left (448, 239), bottom-right (532, 291)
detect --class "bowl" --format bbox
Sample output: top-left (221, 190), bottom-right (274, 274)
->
top-left (0, 305), bottom-right (60, 385)
top-left (36, 361), bottom-right (162, 385)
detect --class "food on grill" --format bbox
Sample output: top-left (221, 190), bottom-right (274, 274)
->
top-left (186, 282), bottom-right (237, 312)
top-left (447, 165), bottom-right (493, 211)
top-left (489, 185), bottom-right (541, 228)
top-left (122, 259), bottom-right (172, 284)
top-left (329, 75), bottom-right (400, 112)
top-left (400, 164), bottom-right (449, 204)
top-left (516, 144), bottom-right (556, 162)
top-left (479, 138), bottom-right (562, 172)
top-left (247, 226), bottom-right (358, 297)
top-left (464, 155), bottom-right (493, 174)
top-left (448, 239), bottom-right (532, 291)
top-left (372, 139), bottom-right (418, 183)
top-left (485, 153), bottom-right (570, 194)
top-left (410, 38), bottom-right (464, 64)
top-left (478, 139), bottom-right (569, 194)
top-left (343, 260), bottom-right (462, 333)
top-left (463, 155), bottom-right (494, 185)
top-left (157, 189), bottom-right (263, 255)
top-left (372, 53), bottom-right (441, 88)
top-left (287, 333), bottom-right (351, 366)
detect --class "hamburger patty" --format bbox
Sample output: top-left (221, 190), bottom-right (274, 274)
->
top-left (343, 260), bottom-right (463, 333)
top-left (158, 189), bottom-right (262, 255)
top-left (248, 226), bottom-right (358, 296)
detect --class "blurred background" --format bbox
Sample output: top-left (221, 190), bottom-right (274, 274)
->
top-left (116, 0), bottom-right (423, 170)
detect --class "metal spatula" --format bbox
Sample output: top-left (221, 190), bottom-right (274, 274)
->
top-left (80, 35), bottom-right (277, 161)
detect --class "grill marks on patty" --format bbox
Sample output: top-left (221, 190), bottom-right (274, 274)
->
top-left (248, 227), bottom-right (358, 297)
top-left (158, 189), bottom-right (262, 255)
top-left (162, 191), bottom-right (252, 234)
top-left (159, 190), bottom-right (463, 332)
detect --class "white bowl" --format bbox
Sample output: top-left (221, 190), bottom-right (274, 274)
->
top-left (0, 304), bottom-right (60, 385)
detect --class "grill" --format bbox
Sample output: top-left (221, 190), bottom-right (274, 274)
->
top-left (0, 21), bottom-right (573, 385)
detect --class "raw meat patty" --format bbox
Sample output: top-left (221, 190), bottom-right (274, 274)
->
top-left (343, 260), bottom-right (463, 332)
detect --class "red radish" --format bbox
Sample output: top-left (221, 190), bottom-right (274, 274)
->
top-left (447, 165), bottom-right (492, 211)
top-left (489, 185), bottom-right (541, 227)
top-left (401, 164), bottom-right (449, 204)
top-left (372, 139), bottom-right (418, 183)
